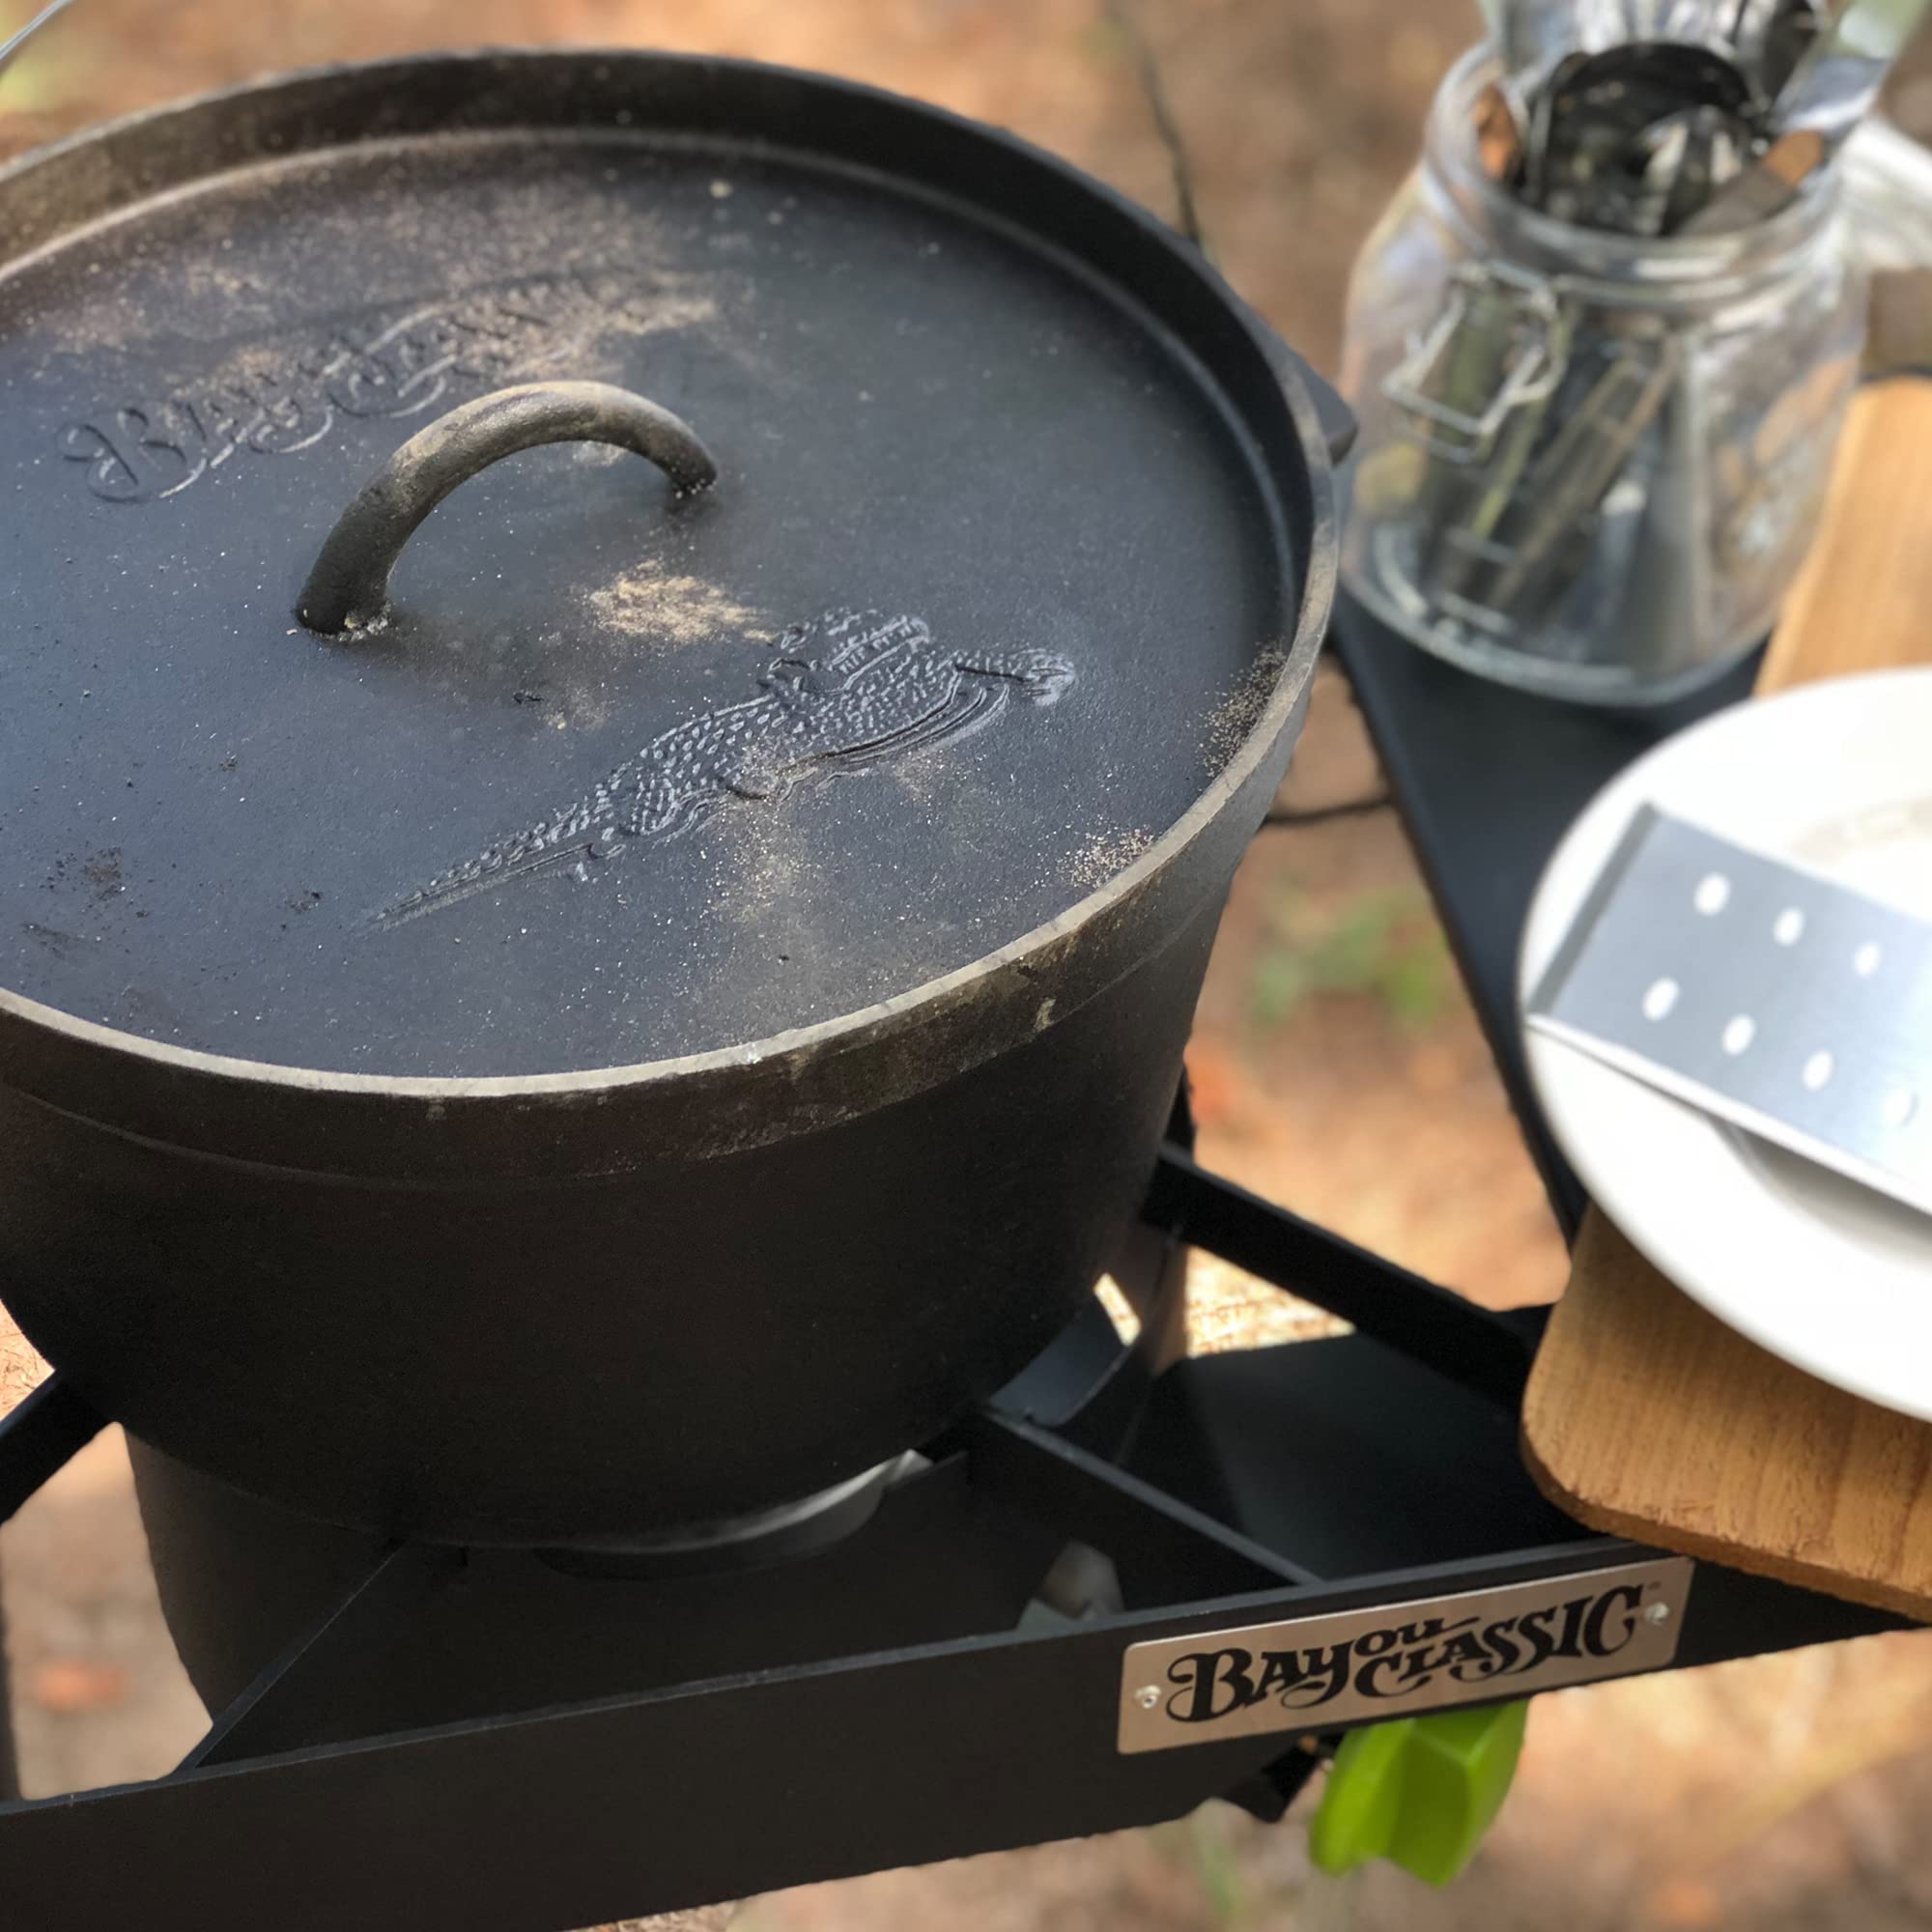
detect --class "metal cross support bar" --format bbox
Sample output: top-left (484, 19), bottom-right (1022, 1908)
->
top-left (955, 1408), bottom-right (1320, 1597)
top-left (0, 1374), bottom-right (105, 1520)
top-left (1144, 1145), bottom-right (1534, 1408)
top-left (181, 1545), bottom-right (434, 1772)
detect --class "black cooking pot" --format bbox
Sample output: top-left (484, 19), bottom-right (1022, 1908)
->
top-left (0, 50), bottom-right (1344, 1543)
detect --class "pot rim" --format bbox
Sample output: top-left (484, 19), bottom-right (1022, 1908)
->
top-left (0, 46), bottom-right (1338, 1107)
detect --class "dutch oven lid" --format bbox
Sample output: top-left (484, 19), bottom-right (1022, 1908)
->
top-left (0, 53), bottom-right (1319, 1080)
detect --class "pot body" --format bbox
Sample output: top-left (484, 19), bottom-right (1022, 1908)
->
top-left (2, 884), bottom-right (1239, 1542)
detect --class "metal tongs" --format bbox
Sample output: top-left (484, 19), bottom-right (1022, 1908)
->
top-left (1684, 0), bottom-right (1932, 227)
top-left (1475, 0), bottom-right (1932, 237)
top-left (0, 0), bottom-right (75, 86)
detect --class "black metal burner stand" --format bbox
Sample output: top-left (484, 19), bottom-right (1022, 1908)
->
top-left (0, 598), bottom-right (1909, 1932)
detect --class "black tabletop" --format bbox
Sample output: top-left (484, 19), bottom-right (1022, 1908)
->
top-left (1328, 590), bottom-right (1762, 1240)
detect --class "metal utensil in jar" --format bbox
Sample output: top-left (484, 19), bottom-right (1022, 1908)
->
top-left (1769, 0), bottom-right (1932, 156)
top-left (0, 0), bottom-right (74, 84)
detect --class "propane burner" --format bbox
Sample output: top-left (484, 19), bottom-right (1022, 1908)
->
top-left (537, 1456), bottom-right (915, 1579)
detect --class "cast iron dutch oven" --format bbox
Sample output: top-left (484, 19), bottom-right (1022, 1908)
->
top-left (0, 50), bottom-right (1346, 1543)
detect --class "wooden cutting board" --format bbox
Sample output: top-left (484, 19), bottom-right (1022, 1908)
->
top-left (1520, 377), bottom-right (1932, 1621)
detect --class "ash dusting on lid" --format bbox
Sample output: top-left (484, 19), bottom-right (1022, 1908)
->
top-left (583, 563), bottom-right (773, 649)
top-left (708, 789), bottom-right (875, 1042)
top-left (513, 278), bottom-right (722, 374)
top-left (1068, 826), bottom-right (1154, 890)
top-left (1199, 646), bottom-right (1287, 775)
top-left (23, 282), bottom-right (147, 356)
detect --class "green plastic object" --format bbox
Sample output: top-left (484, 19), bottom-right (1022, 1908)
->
top-left (1307, 1700), bottom-right (1529, 1887)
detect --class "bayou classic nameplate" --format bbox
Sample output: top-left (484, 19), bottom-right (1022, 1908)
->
top-left (1116, 1558), bottom-right (1692, 1753)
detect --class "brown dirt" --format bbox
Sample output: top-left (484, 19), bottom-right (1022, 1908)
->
top-left (0, 1308), bottom-right (46, 1419)
top-left (6, 4), bottom-right (1932, 1930)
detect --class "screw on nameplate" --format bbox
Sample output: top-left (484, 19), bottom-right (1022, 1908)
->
top-left (367, 611), bottom-right (1075, 930)
top-left (1115, 1557), bottom-right (1692, 1753)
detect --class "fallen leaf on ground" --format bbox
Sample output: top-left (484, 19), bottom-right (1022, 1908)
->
top-left (27, 1657), bottom-right (131, 1714)
top-left (1184, 1039), bottom-right (1245, 1130)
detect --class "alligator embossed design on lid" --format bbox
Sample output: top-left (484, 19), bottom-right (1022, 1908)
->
top-left (0, 56), bottom-right (1303, 1079)
top-left (373, 612), bottom-right (1074, 929)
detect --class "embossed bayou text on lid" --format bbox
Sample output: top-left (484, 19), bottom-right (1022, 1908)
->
top-left (58, 270), bottom-right (709, 507)
top-left (1117, 1557), bottom-right (1692, 1752)
top-left (370, 610), bottom-right (1076, 930)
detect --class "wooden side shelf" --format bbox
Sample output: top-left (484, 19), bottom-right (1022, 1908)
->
top-left (1520, 378), bottom-right (1932, 1620)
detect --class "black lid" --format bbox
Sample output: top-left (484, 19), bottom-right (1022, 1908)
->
top-left (0, 53), bottom-right (1311, 1078)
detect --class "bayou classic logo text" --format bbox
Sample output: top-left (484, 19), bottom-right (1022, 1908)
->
top-left (1167, 1583), bottom-right (1642, 1723)
top-left (1117, 1559), bottom-right (1692, 1754)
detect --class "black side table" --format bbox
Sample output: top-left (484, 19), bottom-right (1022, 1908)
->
top-left (1327, 592), bottom-right (1761, 1240)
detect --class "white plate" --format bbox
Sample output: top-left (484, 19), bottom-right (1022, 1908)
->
top-left (1520, 668), bottom-right (1932, 1419)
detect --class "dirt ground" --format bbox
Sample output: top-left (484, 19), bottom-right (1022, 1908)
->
top-left (6, 1), bottom-right (1932, 1928)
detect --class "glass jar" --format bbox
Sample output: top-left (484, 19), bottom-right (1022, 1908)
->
top-left (1340, 47), bottom-right (1869, 706)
